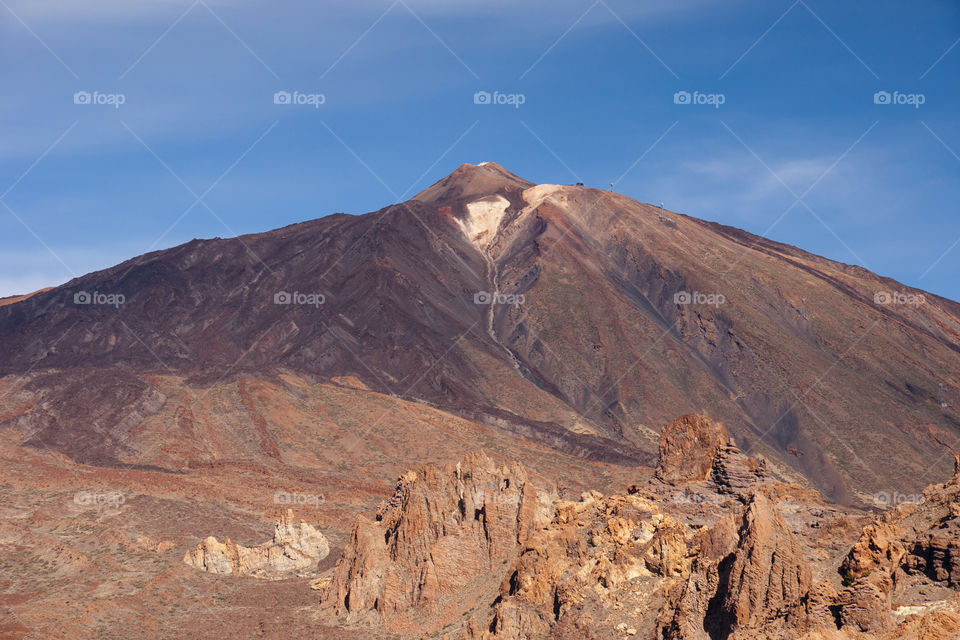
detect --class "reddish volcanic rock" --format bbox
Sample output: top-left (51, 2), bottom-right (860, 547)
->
top-left (320, 451), bottom-right (548, 633)
top-left (709, 440), bottom-right (771, 496)
top-left (842, 517), bottom-right (906, 578)
top-left (837, 576), bottom-right (894, 633)
top-left (316, 447), bottom-right (960, 639)
top-left (718, 491), bottom-right (812, 634)
top-left (657, 490), bottom-right (812, 640)
top-left (656, 414), bottom-right (729, 484)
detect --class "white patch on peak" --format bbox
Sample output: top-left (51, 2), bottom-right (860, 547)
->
top-left (458, 195), bottom-right (510, 250)
top-left (521, 183), bottom-right (566, 207)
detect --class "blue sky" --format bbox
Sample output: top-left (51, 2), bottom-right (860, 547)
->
top-left (1, 0), bottom-right (958, 299)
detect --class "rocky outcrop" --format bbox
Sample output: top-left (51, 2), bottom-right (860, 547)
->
top-left (656, 516), bottom-right (740, 640)
top-left (903, 465), bottom-right (960, 586)
top-left (904, 518), bottom-right (960, 586)
top-left (183, 509), bottom-right (328, 579)
top-left (477, 489), bottom-right (693, 640)
top-left (710, 440), bottom-right (770, 496)
top-left (314, 447), bottom-right (960, 640)
top-left (320, 452), bottom-right (548, 633)
top-left (654, 414), bottom-right (770, 498)
top-left (842, 518), bottom-right (906, 578)
top-left (837, 576), bottom-right (894, 633)
top-left (719, 492), bottom-right (812, 632)
top-left (656, 414), bottom-right (728, 484)
top-left (824, 456), bottom-right (960, 636)
top-left (802, 580), bottom-right (841, 631)
top-left (475, 485), bottom-right (817, 640)
top-left (657, 490), bottom-right (811, 639)
top-left (644, 515), bottom-right (690, 579)
top-left (899, 457), bottom-right (960, 587)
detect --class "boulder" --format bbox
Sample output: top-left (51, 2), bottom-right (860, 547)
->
top-left (183, 509), bottom-right (329, 579)
top-left (656, 414), bottom-right (729, 484)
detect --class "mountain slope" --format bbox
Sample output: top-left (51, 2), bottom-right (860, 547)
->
top-left (1, 162), bottom-right (959, 503)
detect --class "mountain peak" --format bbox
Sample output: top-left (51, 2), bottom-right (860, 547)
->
top-left (412, 162), bottom-right (534, 204)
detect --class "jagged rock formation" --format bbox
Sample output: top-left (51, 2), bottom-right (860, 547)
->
top-left (837, 576), bottom-right (894, 633)
top-left (710, 440), bottom-right (771, 496)
top-left (802, 579), bottom-right (842, 632)
top-left (902, 462), bottom-right (960, 587)
top-left (656, 490), bottom-right (812, 640)
top-left (656, 414), bottom-right (729, 484)
top-left (828, 455), bottom-right (960, 636)
top-left (843, 518), bottom-right (906, 578)
top-left (183, 509), bottom-right (329, 579)
top-left (315, 439), bottom-right (960, 640)
top-left (905, 517), bottom-right (960, 586)
top-left (904, 459), bottom-right (960, 583)
top-left (717, 492), bottom-right (812, 633)
top-left (320, 452), bottom-right (550, 633)
top-left (655, 413), bottom-right (771, 497)
top-left (833, 518), bottom-right (903, 632)
top-left (476, 490), bottom-right (689, 640)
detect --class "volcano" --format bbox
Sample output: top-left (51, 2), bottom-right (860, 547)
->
top-left (2, 162), bottom-right (959, 504)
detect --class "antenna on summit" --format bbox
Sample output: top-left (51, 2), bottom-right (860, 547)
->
top-left (658, 202), bottom-right (666, 223)
top-left (610, 182), bottom-right (615, 192)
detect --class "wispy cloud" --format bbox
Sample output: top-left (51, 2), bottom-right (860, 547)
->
top-left (684, 156), bottom-right (839, 205)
